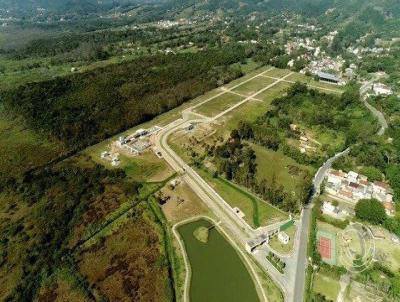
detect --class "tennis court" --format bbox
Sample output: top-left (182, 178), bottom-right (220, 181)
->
top-left (317, 230), bottom-right (337, 265)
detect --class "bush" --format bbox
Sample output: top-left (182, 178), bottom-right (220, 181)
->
top-left (360, 166), bottom-right (382, 182)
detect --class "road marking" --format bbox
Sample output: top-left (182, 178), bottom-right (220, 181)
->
top-left (211, 72), bottom-right (294, 121)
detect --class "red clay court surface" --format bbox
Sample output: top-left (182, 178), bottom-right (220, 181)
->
top-left (318, 237), bottom-right (332, 259)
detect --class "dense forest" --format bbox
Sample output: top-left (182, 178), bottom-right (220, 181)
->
top-left (0, 46), bottom-right (247, 154)
top-left (236, 83), bottom-right (377, 165)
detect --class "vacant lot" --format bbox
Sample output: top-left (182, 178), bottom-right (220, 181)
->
top-left (286, 73), bottom-right (344, 94)
top-left (161, 180), bottom-right (210, 223)
top-left (231, 76), bottom-right (275, 97)
top-left (313, 272), bottom-right (340, 301)
top-left (251, 143), bottom-right (315, 195)
top-left (194, 93), bottom-right (243, 117)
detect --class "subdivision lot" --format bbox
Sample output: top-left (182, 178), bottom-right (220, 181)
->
top-left (161, 180), bottom-right (210, 224)
top-left (263, 68), bottom-right (292, 78)
top-left (285, 73), bottom-right (343, 94)
top-left (231, 76), bottom-right (276, 97)
top-left (256, 81), bottom-right (292, 104)
top-left (223, 65), bottom-right (273, 89)
top-left (194, 93), bottom-right (243, 117)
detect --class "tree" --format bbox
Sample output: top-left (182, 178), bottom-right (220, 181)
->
top-left (360, 166), bottom-right (382, 182)
top-left (355, 199), bottom-right (386, 225)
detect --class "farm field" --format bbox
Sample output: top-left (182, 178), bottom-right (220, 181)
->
top-left (177, 219), bottom-right (260, 302)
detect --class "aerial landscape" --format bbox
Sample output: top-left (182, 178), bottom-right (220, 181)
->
top-left (0, 0), bottom-right (400, 301)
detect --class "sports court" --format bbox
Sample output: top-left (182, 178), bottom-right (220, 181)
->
top-left (317, 230), bottom-right (337, 265)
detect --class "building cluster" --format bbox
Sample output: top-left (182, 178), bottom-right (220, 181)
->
top-left (101, 151), bottom-right (121, 167)
top-left (117, 126), bottom-right (162, 155)
top-left (325, 169), bottom-right (395, 215)
top-left (360, 81), bottom-right (393, 97)
top-left (156, 19), bottom-right (191, 29)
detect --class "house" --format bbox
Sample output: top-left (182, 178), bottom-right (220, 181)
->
top-left (321, 201), bottom-right (349, 220)
top-left (317, 72), bottom-right (340, 84)
top-left (373, 83), bottom-right (392, 96)
top-left (325, 169), bottom-right (395, 215)
top-left (278, 232), bottom-right (289, 245)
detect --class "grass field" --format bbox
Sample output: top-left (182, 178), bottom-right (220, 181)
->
top-left (313, 272), bottom-right (340, 301)
top-left (177, 219), bottom-right (260, 302)
top-left (263, 68), bottom-right (292, 78)
top-left (197, 168), bottom-right (287, 228)
top-left (269, 225), bottom-right (297, 255)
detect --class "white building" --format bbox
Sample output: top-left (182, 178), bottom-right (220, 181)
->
top-left (373, 83), bottom-right (393, 96)
top-left (278, 232), bottom-right (289, 245)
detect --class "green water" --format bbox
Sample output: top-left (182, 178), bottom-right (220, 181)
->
top-left (178, 219), bottom-right (260, 302)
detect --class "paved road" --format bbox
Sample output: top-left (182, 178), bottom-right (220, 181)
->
top-left (291, 147), bottom-right (350, 302)
top-left (153, 68), bottom-right (353, 302)
top-left (360, 78), bottom-right (388, 136)
top-left (362, 98), bottom-right (388, 136)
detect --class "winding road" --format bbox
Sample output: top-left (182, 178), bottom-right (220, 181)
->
top-left (152, 67), bottom-right (388, 302)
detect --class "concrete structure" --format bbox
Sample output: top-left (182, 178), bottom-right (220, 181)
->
top-left (245, 233), bottom-right (269, 253)
top-left (278, 232), bottom-right (289, 245)
top-left (117, 126), bottom-right (162, 155)
top-left (317, 72), bottom-right (340, 84)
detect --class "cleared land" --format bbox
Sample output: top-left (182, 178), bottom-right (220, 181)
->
top-left (161, 180), bottom-right (211, 224)
top-left (231, 76), bottom-right (275, 97)
top-left (194, 93), bottom-right (244, 117)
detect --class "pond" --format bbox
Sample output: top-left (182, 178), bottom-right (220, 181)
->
top-left (178, 219), bottom-right (260, 302)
